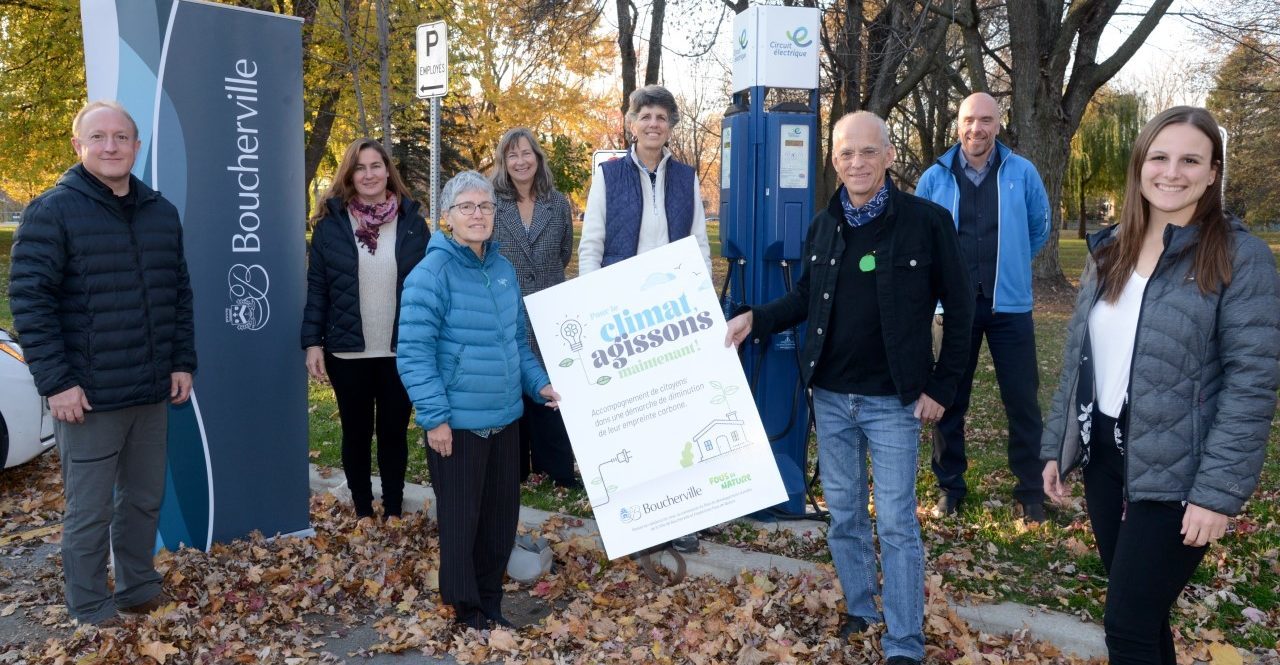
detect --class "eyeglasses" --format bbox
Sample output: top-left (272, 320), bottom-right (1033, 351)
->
top-left (836, 148), bottom-right (885, 163)
top-left (449, 202), bottom-right (496, 216)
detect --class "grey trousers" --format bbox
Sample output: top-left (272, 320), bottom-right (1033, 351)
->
top-left (55, 401), bottom-right (168, 623)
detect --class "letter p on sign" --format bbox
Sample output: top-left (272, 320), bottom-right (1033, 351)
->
top-left (416, 22), bottom-right (447, 99)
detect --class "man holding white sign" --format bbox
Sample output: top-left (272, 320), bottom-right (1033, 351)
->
top-left (726, 112), bottom-right (973, 665)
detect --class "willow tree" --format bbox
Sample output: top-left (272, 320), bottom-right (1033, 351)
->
top-left (1065, 89), bottom-right (1141, 238)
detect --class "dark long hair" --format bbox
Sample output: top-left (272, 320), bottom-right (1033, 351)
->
top-left (1098, 106), bottom-right (1232, 303)
top-left (309, 139), bottom-right (413, 225)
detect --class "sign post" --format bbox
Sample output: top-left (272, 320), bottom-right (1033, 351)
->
top-left (416, 21), bottom-right (448, 228)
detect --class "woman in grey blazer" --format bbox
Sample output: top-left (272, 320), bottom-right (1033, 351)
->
top-left (491, 127), bottom-right (582, 489)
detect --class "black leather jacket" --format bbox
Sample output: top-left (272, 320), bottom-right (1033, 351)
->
top-left (749, 182), bottom-right (974, 407)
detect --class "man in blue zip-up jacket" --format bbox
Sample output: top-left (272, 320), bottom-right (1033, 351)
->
top-left (915, 93), bottom-right (1051, 522)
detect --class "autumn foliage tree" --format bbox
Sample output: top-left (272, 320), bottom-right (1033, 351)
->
top-left (1207, 38), bottom-right (1280, 225)
top-left (0, 0), bottom-right (86, 201)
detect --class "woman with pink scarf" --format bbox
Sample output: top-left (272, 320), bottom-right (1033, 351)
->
top-left (302, 139), bottom-right (429, 519)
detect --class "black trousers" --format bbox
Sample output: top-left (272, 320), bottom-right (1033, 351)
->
top-left (518, 395), bottom-right (577, 483)
top-left (427, 425), bottom-right (521, 623)
top-left (1084, 410), bottom-right (1208, 665)
top-left (326, 354), bottom-right (412, 517)
top-left (934, 299), bottom-right (1045, 505)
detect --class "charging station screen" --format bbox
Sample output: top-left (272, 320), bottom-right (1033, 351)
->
top-left (778, 124), bottom-right (809, 189)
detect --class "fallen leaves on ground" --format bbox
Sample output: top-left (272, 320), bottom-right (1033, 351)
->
top-left (1, 442), bottom-right (1273, 663)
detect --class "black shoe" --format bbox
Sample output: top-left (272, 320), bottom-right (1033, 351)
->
top-left (670, 534), bottom-right (700, 554)
top-left (837, 615), bottom-right (869, 640)
top-left (885, 656), bottom-right (921, 665)
top-left (486, 613), bottom-right (516, 629)
top-left (933, 495), bottom-right (963, 517)
top-left (454, 612), bottom-right (487, 630)
top-left (553, 477), bottom-right (585, 491)
top-left (1021, 501), bottom-right (1047, 524)
top-left (120, 591), bottom-right (170, 615)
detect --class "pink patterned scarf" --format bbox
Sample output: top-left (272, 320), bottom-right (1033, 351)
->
top-left (348, 194), bottom-right (399, 254)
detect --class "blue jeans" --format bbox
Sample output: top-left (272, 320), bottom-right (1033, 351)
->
top-left (813, 388), bottom-right (924, 660)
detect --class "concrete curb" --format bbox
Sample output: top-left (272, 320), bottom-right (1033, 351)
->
top-left (308, 465), bottom-right (1106, 659)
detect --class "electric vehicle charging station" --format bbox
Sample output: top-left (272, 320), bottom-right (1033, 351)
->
top-left (720, 4), bottom-right (821, 516)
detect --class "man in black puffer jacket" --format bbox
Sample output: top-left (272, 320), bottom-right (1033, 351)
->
top-left (9, 101), bottom-right (195, 627)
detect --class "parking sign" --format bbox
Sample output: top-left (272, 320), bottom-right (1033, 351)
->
top-left (416, 22), bottom-right (447, 99)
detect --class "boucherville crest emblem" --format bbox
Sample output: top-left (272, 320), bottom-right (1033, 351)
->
top-left (225, 264), bottom-right (270, 331)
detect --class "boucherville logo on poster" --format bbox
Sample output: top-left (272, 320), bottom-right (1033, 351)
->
top-left (225, 264), bottom-right (270, 331)
top-left (223, 58), bottom-right (270, 333)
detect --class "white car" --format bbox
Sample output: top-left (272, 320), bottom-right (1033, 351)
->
top-left (0, 328), bottom-right (56, 468)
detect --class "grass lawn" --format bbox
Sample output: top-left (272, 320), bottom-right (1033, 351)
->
top-left (1, 226), bottom-right (13, 332)
top-left (3, 221), bottom-right (1279, 648)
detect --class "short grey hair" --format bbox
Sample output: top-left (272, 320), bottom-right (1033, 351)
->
top-left (441, 170), bottom-right (495, 211)
top-left (625, 85), bottom-right (680, 127)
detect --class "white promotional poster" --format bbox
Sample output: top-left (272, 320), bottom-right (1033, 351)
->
top-left (525, 238), bottom-right (787, 559)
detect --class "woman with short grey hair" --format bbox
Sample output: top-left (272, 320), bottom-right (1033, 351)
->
top-left (577, 84), bottom-right (711, 277)
top-left (490, 128), bottom-right (580, 489)
top-left (625, 85), bottom-right (680, 127)
top-left (439, 169), bottom-right (494, 211)
top-left (397, 170), bottom-right (560, 630)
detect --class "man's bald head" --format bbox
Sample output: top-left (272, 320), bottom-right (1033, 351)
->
top-left (956, 93), bottom-right (1001, 165)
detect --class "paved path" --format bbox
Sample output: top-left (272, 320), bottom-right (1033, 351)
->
top-left (310, 466), bottom-right (1108, 661)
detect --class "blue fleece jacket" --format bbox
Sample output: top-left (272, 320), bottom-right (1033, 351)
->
top-left (915, 141), bottom-right (1050, 313)
top-left (397, 232), bottom-right (550, 432)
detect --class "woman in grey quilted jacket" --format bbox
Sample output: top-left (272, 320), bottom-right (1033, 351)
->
top-left (1040, 107), bottom-right (1280, 665)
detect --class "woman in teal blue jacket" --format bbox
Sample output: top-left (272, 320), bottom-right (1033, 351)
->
top-left (397, 170), bottom-right (558, 630)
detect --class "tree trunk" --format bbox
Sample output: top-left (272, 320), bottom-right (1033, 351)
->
top-left (376, 0), bottom-right (392, 152)
top-left (1004, 0), bottom-right (1173, 284)
top-left (1078, 185), bottom-right (1087, 239)
top-left (291, 0), bottom-right (331, 210)
top-left (340, 0), bottom-right (369, 137)
top-left (616, 0), bottom-right (638, 139)
top-left (820, 0), bottom-right (862, 202)
top-left (304, 85), bottom-right (341, 224)
top-left (644, 0), bottom-right (665, 85)
top-left (1013, 112), bottom-right (1071, 284)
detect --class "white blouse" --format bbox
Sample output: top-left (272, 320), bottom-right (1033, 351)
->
top-left (1088, 270), bottom-right (1149, 418)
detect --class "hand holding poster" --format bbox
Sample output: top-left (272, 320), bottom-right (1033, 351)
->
top-left (525, 237), bottom-right (786, 558)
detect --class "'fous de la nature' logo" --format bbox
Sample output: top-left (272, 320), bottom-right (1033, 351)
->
top-left (225, 264), bottom-right (270, 331)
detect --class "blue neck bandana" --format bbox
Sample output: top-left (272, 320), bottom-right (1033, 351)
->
top-left (840, 175), bottom-right (892, 228)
